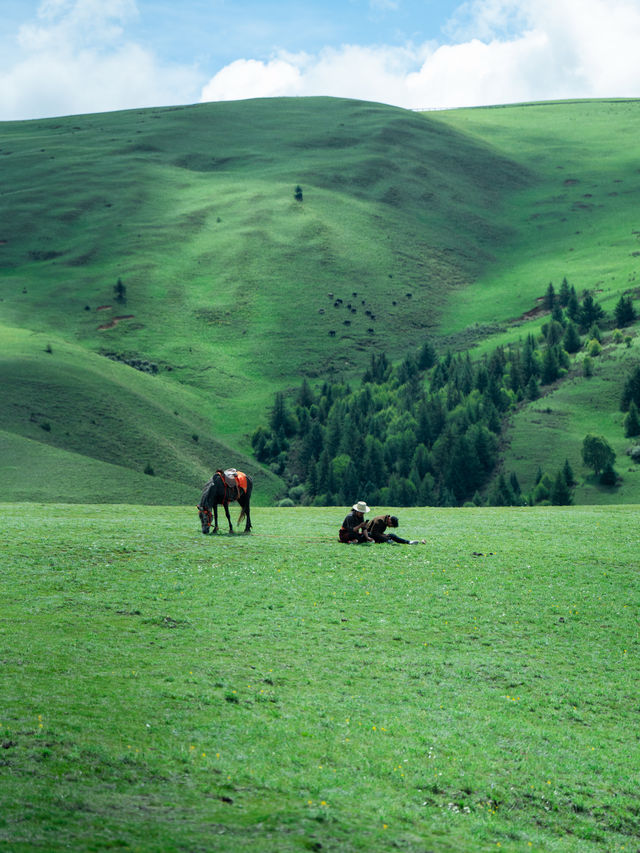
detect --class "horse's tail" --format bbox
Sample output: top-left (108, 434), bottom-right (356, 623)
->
top-left (237, 479), bottom-right (251, 525)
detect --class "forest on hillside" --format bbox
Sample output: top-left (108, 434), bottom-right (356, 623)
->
top-left (253, 284), bottom-right (640, 508)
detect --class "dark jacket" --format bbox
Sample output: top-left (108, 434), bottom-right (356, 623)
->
top-left (365, 515), bottom-right (410, 544)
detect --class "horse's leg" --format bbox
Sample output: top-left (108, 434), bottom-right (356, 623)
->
top-left (223, 501), bottom-right (234, 533)
top-left (244, 498), bottom-right (252, 532)
top-left (213, 502), bottom-right (219, 534)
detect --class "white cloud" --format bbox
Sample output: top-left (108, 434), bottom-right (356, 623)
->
top-left (19, 0), bottom-right (138, 51)
top-left (200, 43), bottom-right (427, 106)
top-left (200, 58), bottom-right (304, 102)
top-left (1, 0), bottom-right (200, 119)
top-left (200, 0), bottom-right (640, 110)
top-left (3, 0), bottom-right (640, 120)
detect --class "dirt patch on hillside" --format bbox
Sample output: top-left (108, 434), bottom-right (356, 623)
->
top-left (516, 297), bottom-right (547, 322)
top-left (98, 315), bottom-right (134, 330)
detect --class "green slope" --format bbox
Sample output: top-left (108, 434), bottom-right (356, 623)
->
top-left (432, 100), bottom-right (640, 501)
top-left (432, 99), bottom-right (640, 336)
top-left (502, 335), bottom-right (640, 504)
top-left (0, 98), bottom-right (528, 386)
top-left (0, 324), bottom-right (280, 503)
top-left (1, 96), bottom-right (639, 503)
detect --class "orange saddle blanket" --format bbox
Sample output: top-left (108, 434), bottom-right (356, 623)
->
top-left (222, 468), bottom-right (247, 492)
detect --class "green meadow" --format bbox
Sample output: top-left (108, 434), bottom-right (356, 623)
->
top-left (2, 97), bottom-right (640, 503)
top-left (2, 504), bottom-right (638, 851)
top-left (433, 100), bottom-right (640, 334)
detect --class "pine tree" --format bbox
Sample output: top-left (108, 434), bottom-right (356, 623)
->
top-left (270, 392), bottom-right (297, 436)
top-left (543, 320), bottom-right (564, 346)
top-left (488, 473), bottom-right (515, 506)
top-left (297, 378), bottom-right (315, 408)
top-left (419, 473), bottom-right (437, 505)
top-left (114, 277), bottom-right (126, 303)
top-left (551, 470), bottom-right (573, 505)
top-left (541, 346), bottom-right (560, 384)
top-left (526, 375), bottom-right (540, 400)
top-left (578, 292), bottom-right (606, 330)
top-left (532, 472), bottom-right (553, 504)
top-left (621, 365), bottom-right (640, 410)
top-left (562, 320), bottom-right (581, 353)
top-left (562, 458), bottom-right (576, 487)
top-left (522, 336), bottom-right (539, 382)
top-left (418, 339), bottom-right (437, 370)
top-left (543, 282), bottom-right (556, 311)
top-left (624, 401), bottom-right (640, 437)
top-left (566, 287), bottom-right (580, 322)
top-left (588, 323), bottom-right (601, 342)
top-left (559, 277), bottom-right (571, 307)
top-left (614, 295), bottom-right (637, 327)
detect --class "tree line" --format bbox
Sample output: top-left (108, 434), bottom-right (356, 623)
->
top-left (252, 284), bottom-right (637, 507)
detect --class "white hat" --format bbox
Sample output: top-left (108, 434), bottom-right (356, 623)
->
top-left (352, 501), bottom-right (370, 513)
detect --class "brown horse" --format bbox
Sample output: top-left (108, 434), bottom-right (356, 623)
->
top-left (197, 469), bottom-right (253, 534)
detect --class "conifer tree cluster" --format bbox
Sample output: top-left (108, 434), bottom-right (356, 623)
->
top-left (252, 282), bottom-right (630, 506)
top-left (253, 337), bottom-right (567, 506)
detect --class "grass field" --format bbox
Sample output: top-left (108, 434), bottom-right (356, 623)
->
top-left (2, 504), bottom-right (638, 851)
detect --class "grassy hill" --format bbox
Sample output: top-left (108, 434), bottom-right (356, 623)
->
top-left (1, 96), bottom-right (639, 503)
top-left (432, 99), bottom-right (640, 335)
top-left (432, 100), bottom-right (640, 502)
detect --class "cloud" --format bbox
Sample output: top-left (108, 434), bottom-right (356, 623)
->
top-left (1, 0), bottom-right (200, 120)
top-left (3, 0), bottom-right (640, 120)
top-left (200, 58), bottom-right (304, 102)
top-left (200, 0), bottom-right (640, 110)
top-left (18, 0), bottom-right (139, 51)
top-left (200, 44), bottom-right (427, 107)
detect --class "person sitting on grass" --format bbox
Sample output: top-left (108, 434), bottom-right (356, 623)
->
top-left (339, 501), bottom-right (374, 544)
top-left (365, 514), bottom-right (426, 545)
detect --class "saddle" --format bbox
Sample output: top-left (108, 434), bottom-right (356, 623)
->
top-left (219, 468), bottom-right (248, 494)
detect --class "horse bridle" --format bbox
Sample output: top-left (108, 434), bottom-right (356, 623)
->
top-left (197, 505), bottom-right (213, 527)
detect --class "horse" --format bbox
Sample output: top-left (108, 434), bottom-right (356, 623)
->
top-left (197, 469), bottom-right (253, 534)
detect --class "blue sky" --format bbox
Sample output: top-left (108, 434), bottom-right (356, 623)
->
top-left (2, 0), bottom-right (640, 120)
